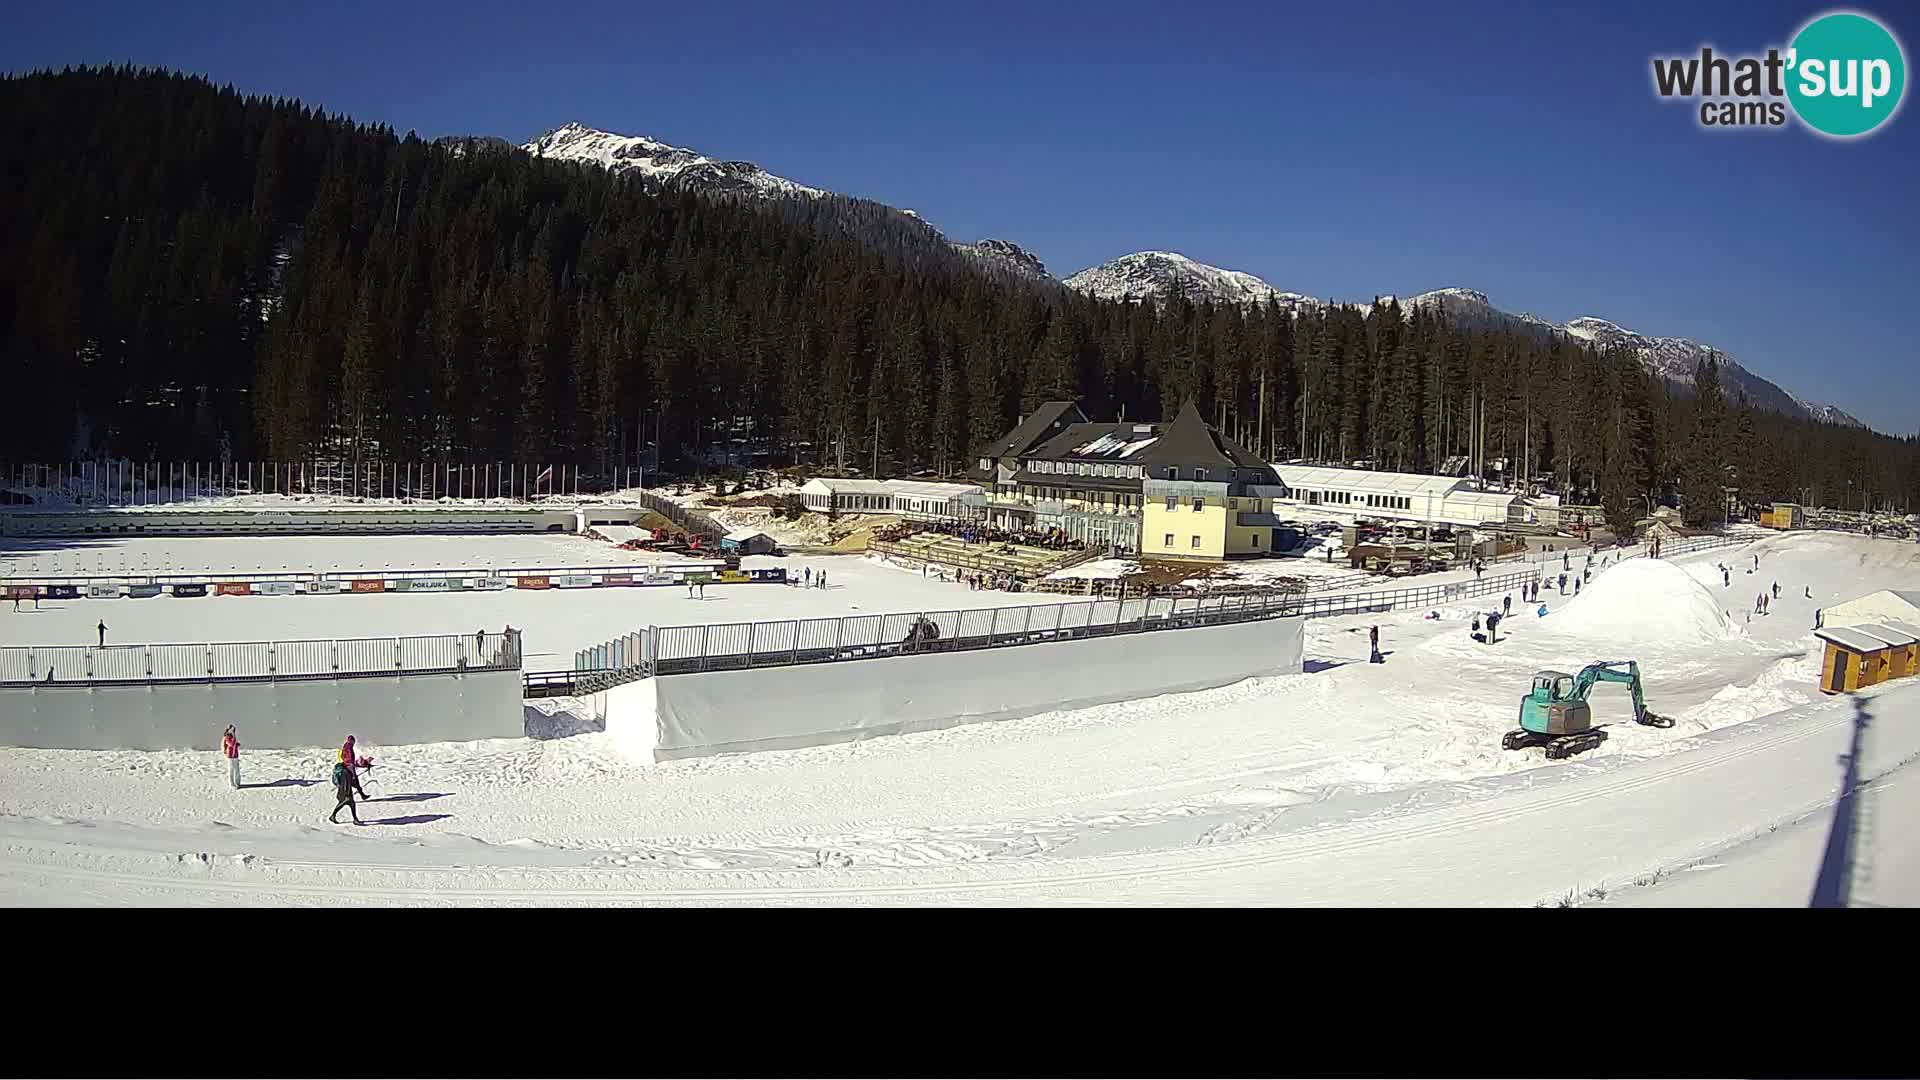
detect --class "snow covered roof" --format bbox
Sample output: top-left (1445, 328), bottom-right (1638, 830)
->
top-left (799, 478), bottom-right (982, 498)
top-left (1853, 623), bottom-right (1918, 648)
top-left (724, 529), bottom-right (772, 542)
top-left (1815, 627), bottom-right (1892, 653)
top-left (1272, 465), bottom-right (1466, 500)
top-left (1882, 619), bottom-right (1920, 641)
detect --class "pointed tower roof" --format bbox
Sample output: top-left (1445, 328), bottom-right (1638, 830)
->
top-left (1137, 399), bottom-right (1268, 469)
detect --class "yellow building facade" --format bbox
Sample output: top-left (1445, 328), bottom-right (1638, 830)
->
top-left (1139, 482), bottom-right (1277, 561)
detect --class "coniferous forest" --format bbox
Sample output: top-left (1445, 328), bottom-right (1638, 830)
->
top-left (3, 67), bottom-right (1915, 527)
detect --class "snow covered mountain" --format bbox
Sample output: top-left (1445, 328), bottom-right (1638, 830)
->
top-left (522, 123), bottom-right (1050, 284)
top-left (1562, 316), bottom-right (1862, 426)
top-left (1062, 251), bottom-right (1321, 313)
top-left (524, 122), bottom-right (823, 198)
top-left (521, 125), bottom-right (1864, 429)
top-left (954, 239), bottom-right (1051, 282)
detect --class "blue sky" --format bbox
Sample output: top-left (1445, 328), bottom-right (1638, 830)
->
top-left (7, 0), bottom-right (1918, 430)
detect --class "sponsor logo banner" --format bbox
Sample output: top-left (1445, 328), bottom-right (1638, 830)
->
top-left (45, 585), bottom-right (81, 599)
top-left (601, 574), bottom-right (634, 586)
top-left (87, 585), bottom-right (122, 598)
top-left (397, 578), bottom-right (452, 592)
top-left (215, 582), bottom-right (253, 596)
top-left (350, 579), bottom-right (387, 593)
top-left (171, 584), bottom-right (207, 597)
top-left (254, 581), bottom-right (298, 596)
top-left (474, 577), bottom-right (512, 590)
top-left (127, 584), bottom-right (163, 598)
top-left (517, 576), bottom-right (551, 590)
top-left (555, 574), bottom-right (595, 588)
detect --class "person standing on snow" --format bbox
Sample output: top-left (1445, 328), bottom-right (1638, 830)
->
top-left (1503, 594), bottom-right (1511, 615)
top-left (97, 620), bottom-right (107, 647)
top-left (1573, 577), bottom-right (1581, 596)
top-left (1558, 572), bottom-right (1567, 595)
top-left (1772, 581), bottom-right (1780, 599)
top-left (221, 725), bottom-right (241, 789)
top-left (1369, 625), bottom-right (1381, 664)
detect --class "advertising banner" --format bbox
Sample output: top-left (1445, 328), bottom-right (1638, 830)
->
top-left (87, 584), bottom-right (122, 599)
top-left (254, 581), bottom-right (298, 596)
top-left (555, 574), bottom-right (595, 588)
top-left (171, 584), bottom-right (207, 597)
top-left (127, 584), bottom-right (163, 598)
top-left (215, 582), bottom-right (253, 596)
top-left (517, 576), bottom-right (551, 590)
top-left (350, 579), bottom-right (386, 594)
top-left (601, 574), bottom-right (634, 587)
top-left (45, 585), bottom-right (81, 599)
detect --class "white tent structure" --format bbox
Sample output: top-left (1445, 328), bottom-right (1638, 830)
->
top-left (1822, 589), bottom-right (1920, 627)
top-left (1269, 465), bottom-right (1520, 528)
top-left (797, 479), bottom-right (985, 520)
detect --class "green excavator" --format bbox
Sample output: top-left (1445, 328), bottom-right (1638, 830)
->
top-left (1503, 660), bottom-right (1676, 760)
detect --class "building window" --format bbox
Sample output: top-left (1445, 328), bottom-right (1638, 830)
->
top-left (1195, 468), bottom-right (1208, 482)
top-left (1191, 535), bottom-right (1201, 549)
top-left (1228, 498), bottom-right (1237, 510)
top-left (1164, 533), bottom-right (1174, 546)
top-left (1192, 497), bottom-right (1204, 511)
top-left (1165, 496), bottom-right (1177, 511)
top-left (979, 458), bottom-right (990, 471)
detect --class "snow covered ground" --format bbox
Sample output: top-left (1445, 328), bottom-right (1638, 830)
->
top-left (2, 529), bottom-right (1915, 905)
top-left (0, 542), bottom-right (1070, 668)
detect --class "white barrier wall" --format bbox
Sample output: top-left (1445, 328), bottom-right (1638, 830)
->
top-left (1, 505), bottom-right (579, 537)
top-left (0, 669), bottom-right (525, 751)
top-left (628, 616), bottom-right (1304, 761)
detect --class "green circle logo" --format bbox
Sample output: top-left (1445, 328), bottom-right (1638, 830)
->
top-left (1787, 11), bottom-right (1907, 137)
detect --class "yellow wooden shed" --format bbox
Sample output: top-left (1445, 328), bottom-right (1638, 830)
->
top-left (1857, 622), bottom-right (1919, 681)
top-left (1814, 627), bottom-right (1890, 694)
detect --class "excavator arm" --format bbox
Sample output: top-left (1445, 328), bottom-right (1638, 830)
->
top-left (1569, 661), bottom-right (1675, 728)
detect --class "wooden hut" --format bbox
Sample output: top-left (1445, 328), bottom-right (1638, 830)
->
top-left (1813, 627), bottom-right (1889, 694)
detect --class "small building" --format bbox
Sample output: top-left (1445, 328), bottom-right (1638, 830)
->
top-left (1822, 589), bottom-right (1920, 627)
top-left (1855, 623), bottom-right (1919, 682)
top-left (720, 529), bottom-right (777, 555)
top-left (1814, 627), bottom-right (1892, 694)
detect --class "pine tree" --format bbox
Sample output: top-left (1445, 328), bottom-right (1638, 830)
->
top-left (1679, 354), bottom-right (1729, 526)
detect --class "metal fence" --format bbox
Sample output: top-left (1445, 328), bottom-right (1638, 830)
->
top-left (543, 530), bottom-right (1762, 694)
top-left (628, 491), bottom-right (725, 542)
top-left (0, 632), bottom-right (520, 686)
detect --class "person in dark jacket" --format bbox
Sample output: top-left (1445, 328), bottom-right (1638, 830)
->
top-left (1368, 625), bottom-right (1381, 663)
top-left (97, 620), bottom-right (107, 647)
top-left (338, 735), bottom-right (369, 800)
top-left (329, 761), bottom-right (363, 825)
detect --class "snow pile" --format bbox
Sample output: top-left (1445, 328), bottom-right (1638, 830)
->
top-left (1553, 558), bottom-right (1742, 645)
top-left (1047, 558), bottom-right (1139, 581)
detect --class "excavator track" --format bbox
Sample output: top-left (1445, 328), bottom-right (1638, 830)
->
top-left (1636, 712), bottom-right (1677, 729)
top-left (1502, 728), bottom-right (1609, 759)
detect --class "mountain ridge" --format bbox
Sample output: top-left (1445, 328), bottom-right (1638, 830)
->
top-left (520, 121), bottom-right (1866, 430)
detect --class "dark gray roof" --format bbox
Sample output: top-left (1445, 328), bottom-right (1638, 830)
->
top-left (1028, 421), bottom-right (1165, 462)
top-left (1133, 400), bottom-right (1269, 470)
top-left (976, 401), bottom-right (1087, 461)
